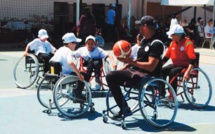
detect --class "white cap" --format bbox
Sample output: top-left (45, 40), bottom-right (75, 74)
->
top-left (111, 4), bottom-right (116, 7)
top-left (166, 24), bottom-right (185, 36)
top-left (62, 33), bottom-right (82, 43)
top-left (38, 29), bottom-right (49, 40)
top-left (85, 35), bottom-right (95, 43)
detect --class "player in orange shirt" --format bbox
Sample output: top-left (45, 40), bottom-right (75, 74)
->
top-left (162, 24), bottom-right (196, 96)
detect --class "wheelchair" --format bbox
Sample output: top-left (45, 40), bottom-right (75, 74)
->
top-left (102, 76), bottom-right (178, 129)
top-left (168, 53), bottom-right (212, 109)
top-left (13, 51), bottom-right (45, 89)
top-left (78, 57), bottom-right (113, 91)
top-left (37, 61), bottom-right (95, 117)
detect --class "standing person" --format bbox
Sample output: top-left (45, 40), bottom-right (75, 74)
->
top-left (50, 33), bottom-right (86, 102)
top-left (196, 17), bottom-right (204, 46)
top-left (74, 35), bottom-right (116, 90)
top-left (77, 7), bottom-right (97, 46)
top-left (106, 4), bottom-right (116, 43)
top-left (24, 29), bottom-right (56, 74)
top-left (186, 18), bottom-right (197, 45)
top-left (106, 16), bottom-right (164, 119)
top-left (170, 12), bottom-right (179, 29)
top-left (161, 24), bottom-right (196, 96)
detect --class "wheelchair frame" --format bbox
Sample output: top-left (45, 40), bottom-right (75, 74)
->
top-left (167, 53), bottom-right (212, 109)
top-left (102, 76), bottom-right (178, 129)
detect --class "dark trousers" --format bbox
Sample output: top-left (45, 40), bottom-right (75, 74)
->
top-left (70, 72), bottom-right (88, 96)
top-left (38, 53), bottom-right (53, 73)
top-left (84, 59), bottom-right (102, 83)
top-left (162, 64), bottom-right (184, 94)
top-left (106, 69), bottom-right (145, 111)
top-left (106, 24), bottom-right (116, 43)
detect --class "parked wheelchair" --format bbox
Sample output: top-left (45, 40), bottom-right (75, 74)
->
top-left (13, 51), bottom-right (45, 89)
top-left (168, 52), bottom-right (212, 109)
top-left (102, 76), bottom-right (178, 129)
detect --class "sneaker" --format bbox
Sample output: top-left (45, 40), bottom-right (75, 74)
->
top-left (112, 107), bottom-right (132, 119)
top-left (91, 83), bottom-right (101, 90)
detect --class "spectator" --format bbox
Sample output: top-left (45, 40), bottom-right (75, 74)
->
top-left (196, 17), bottom-right (204, 46)
top-left (77, 7), bottom-right (97, 46)
top-left (106, 4), bottom-right (116, 43)
top-left (170, 12), bottom-right (179, 29)
top-left (182, 17), bottom-right (188, 27)
top-left (204, 19), bottom-right (213, 47)
top-left (186, 18), bottom-right (197, 45)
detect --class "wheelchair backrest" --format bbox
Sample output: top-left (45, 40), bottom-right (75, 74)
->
top-left (49, 61), bottom-right (62, 75)
top-left (194, 52), bottom-right (200, 68)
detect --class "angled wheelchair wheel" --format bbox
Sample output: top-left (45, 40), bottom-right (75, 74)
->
top-left (13, 54), bottom-right (39, 89)
top-left (53, 75), bottom-right (92, 118)
top-left (139, 78), bottom-right (178, 128)
top-left (106, 86), bottom-right (139, 116)
top-left (184, 68), bottom-right (212, 109)
top-left (37, 77), bottom-right (57, 109)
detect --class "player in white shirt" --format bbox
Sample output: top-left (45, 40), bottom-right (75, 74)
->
top-left (50, 33), bottom-right (87, 102)
top-left (24, 29), bottom-right (56, 73)
top-left (74, 35), bottom-right (116, 90)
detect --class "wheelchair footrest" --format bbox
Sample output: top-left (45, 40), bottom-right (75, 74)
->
top-left (44, 73), bottom-right (59, 81)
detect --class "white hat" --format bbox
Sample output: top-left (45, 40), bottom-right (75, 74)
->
top-left (62, 33), bottom-right (82, 43)
top-left (85, 35), bottom-right (95, 43)
top-left (111, 4), bottom-right (116, 7)
top-left (38, 29), bottom-right (49, 39)
top-left (166, 24), bottom-right (185, 37)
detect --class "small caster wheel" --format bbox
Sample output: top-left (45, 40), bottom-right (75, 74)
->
top-left (90, 102), bottom-right (94, 107)
top-left (90, 107), bottom-right (95, 113)
top-left (103, 115), bottom-right (108, 123)
top-left (121, 122), bottom-right (127, 130)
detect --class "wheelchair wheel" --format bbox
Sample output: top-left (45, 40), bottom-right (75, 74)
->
top-left (106, 87), bottom-right (139, 116)
top-left (183, 68), bottom-right (212, 109)
top-left (13, 54), bottom-right (39, 89)
top-left (139, 78), bottom-right (178, 128)
top-left (53, 75), bottom-right (92, 118)
top-left (37, 77), bottom-right (56, 109)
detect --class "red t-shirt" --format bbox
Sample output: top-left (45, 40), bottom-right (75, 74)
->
top-left (165, 37), bottom-right (196, 67)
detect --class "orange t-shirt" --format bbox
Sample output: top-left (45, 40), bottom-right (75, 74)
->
top-left (165, 38), bottom-right (196, 67)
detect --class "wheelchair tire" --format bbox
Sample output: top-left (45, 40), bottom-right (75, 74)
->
top-left (53, 75), bottom-right (92, 118)
top-left (139, 78), bottom-right (178, 128)
top-left (13, 54), bottom-right (39, 89)
top-left (37, 77), bottom-right (56, 109)
top-left (183, 68), bottom-right (212, 109)
top-left (106, 86), bottom-right (139, 116)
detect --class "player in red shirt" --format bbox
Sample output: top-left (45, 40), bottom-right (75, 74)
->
top-left (162, 24), bottom-right (196, 96)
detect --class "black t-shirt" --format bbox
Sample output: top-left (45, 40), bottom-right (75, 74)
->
top-left (132, 35), bottom-right (164, 77)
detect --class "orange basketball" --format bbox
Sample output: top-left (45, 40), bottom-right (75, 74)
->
top-left (113, 40), bottom-right (131, 58)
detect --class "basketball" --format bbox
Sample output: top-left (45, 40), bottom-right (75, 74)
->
top-left (113, 40), bottom-right (132, 58)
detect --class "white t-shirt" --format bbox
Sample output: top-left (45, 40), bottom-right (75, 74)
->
top-left (204, 24), bottom-right (213, 39)
top-left (130, 44), bottom-right (140, 60)
top-left (50, 46), bottom-right (75, 75)
top-left (170, 18), bottom-right (179, 29)
top-left (74, 46), bottom-right (108, 60)
top-left (28, 38), bottom-right (55, 55)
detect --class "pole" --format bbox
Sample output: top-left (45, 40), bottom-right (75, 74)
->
top-left (76, 0), bottom-right (80, 26)
top-left (127, 0), bottom-right (131, 31)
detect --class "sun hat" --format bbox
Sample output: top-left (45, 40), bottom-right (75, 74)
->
top-left (166, 24), bottom-right (185, 37)
top-left (62, 33), bottom-right (82, 44)
top-left (85, 35), bottom-right (95, 43)
top-left (38, 29), bottom-right (49, 40)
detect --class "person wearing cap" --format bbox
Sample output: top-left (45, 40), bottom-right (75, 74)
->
top-left (161, 24), bottom-right (196, 96)
top-left (50, 33), bottom-right (87, 102)
top-left (106, 15), bottom-right (164, 119)
top-left (24, 29), bottom-right (56, 73)
top-left (74, 35), bottom-right (116, 90)
top-left (105, 4), bottom-right (116, 43)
